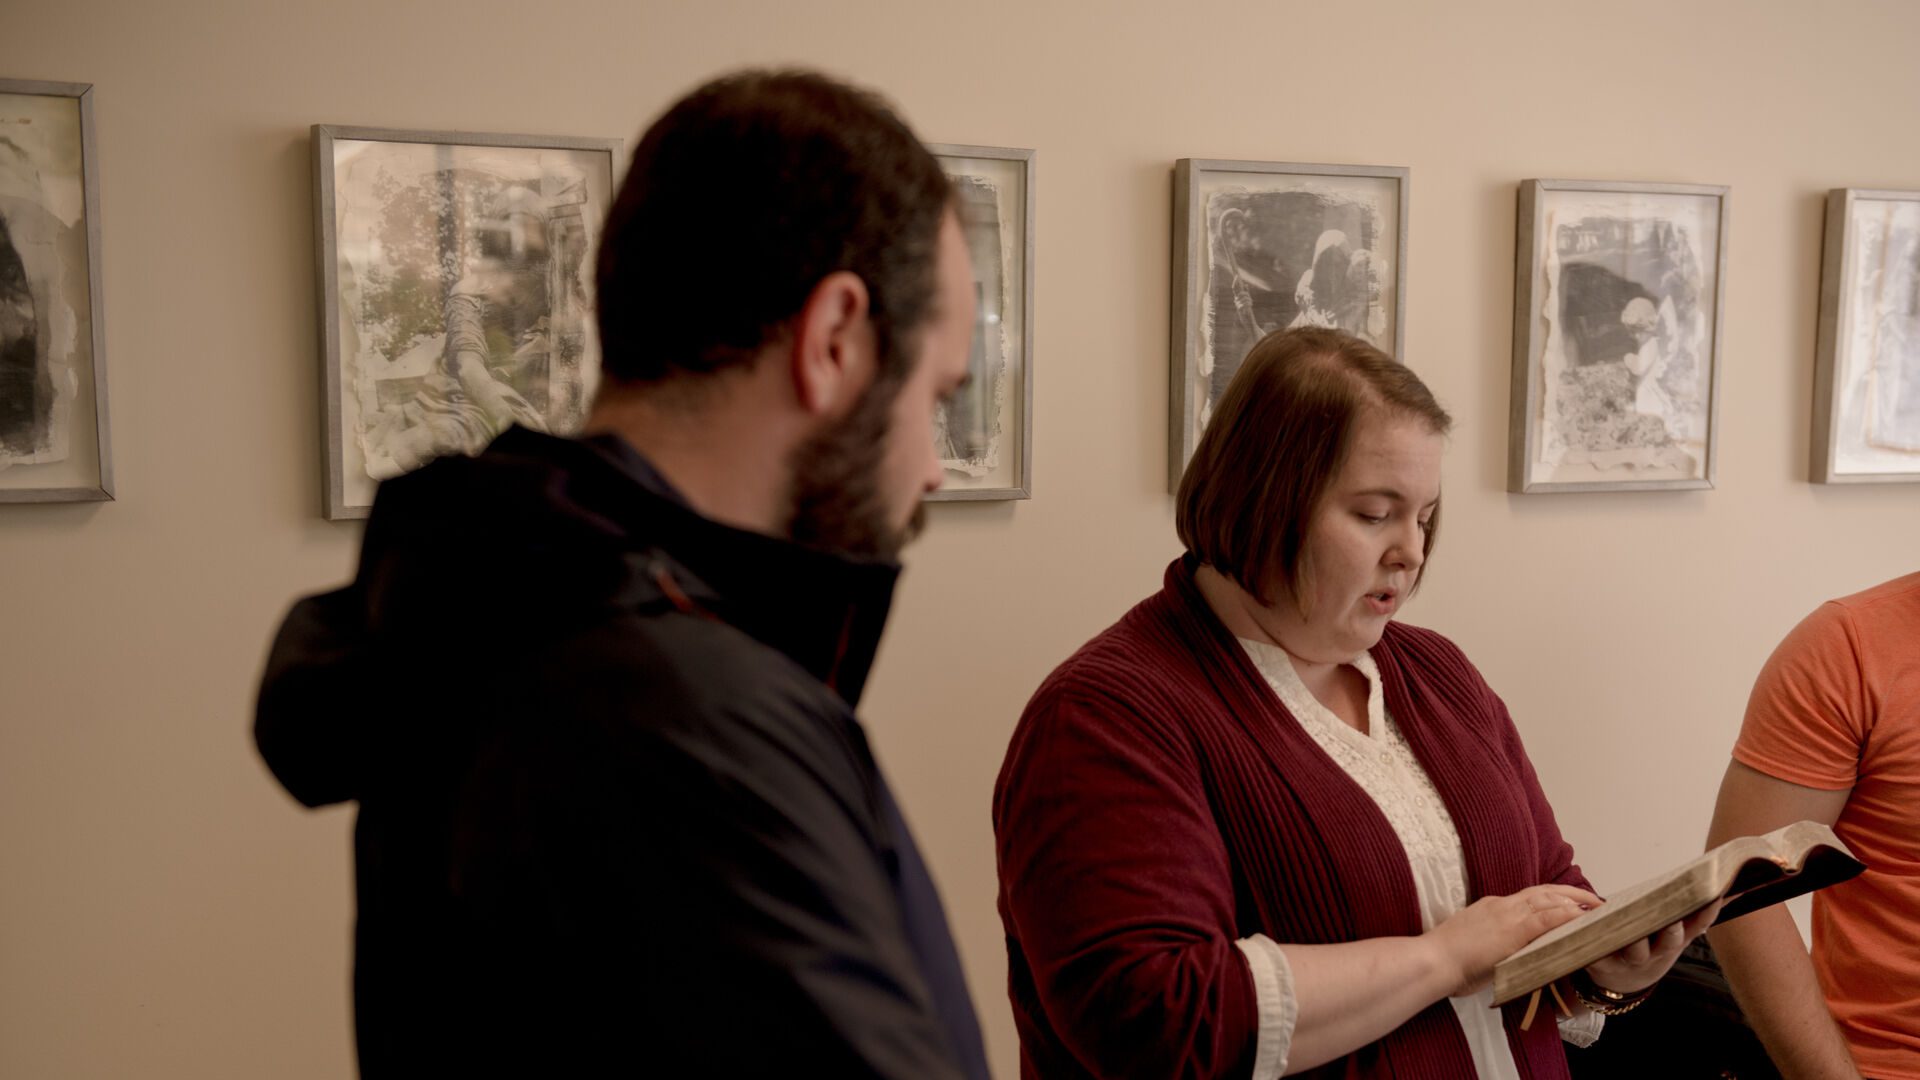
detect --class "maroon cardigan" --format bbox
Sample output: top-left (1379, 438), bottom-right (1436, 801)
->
top-left (993, 560), bottom-right (1590, 1079)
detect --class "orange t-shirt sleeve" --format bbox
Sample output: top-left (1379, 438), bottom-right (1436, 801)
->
top-left (1733, 601), bottom-right (1868, 790)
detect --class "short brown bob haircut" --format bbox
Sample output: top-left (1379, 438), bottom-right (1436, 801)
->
top-left (1176, 326), bottom-right (1453, 608)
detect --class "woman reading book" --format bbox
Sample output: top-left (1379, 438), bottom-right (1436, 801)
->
top-left (992, 328), bottom-right (1719, 1079)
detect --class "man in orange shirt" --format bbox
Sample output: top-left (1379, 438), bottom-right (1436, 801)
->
top-left (1707, 571), bottom-right (1920, 1079)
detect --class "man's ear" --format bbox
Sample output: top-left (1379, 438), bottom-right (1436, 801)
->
top-left (789, 271), bottom-right (874, 418)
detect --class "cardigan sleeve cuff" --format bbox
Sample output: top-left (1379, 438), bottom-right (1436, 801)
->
top-left (1235, 934), bottom-right (1297, 1080)
top-left (1557, 1007), bottom-right (1604, 1048)
top-left (1551, 999), bottom-right (1597, 1045)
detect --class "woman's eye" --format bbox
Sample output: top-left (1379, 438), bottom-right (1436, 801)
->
top-left (1358, 513), bottom-right (1386, 525)
top-left (1417, 518), bottom-right (1434, 532)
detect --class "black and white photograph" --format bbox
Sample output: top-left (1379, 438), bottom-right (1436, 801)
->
top-left (0, 79), bottom-right (110, 503)
top-left (1171, 159), bottom-right (1406, 488)
top-left (927, 144), bottom-right (1033, 501)
top-left (1509, 180), bottom-right (1728, 493)
top-left (1813, 188), bottom-right (1920, 483)
top-left (314, 125), bottom-right (619, 519)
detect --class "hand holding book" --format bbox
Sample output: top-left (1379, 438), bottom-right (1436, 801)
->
top-left (1419, 883), bottom-right (1717, 1022)
top-left (1491, 821), bottom-right (1864, 1010)
top-left (1423, 883), bottom-right (1602, 999)
top-left (1578, 895), bottom-right (1723, 999)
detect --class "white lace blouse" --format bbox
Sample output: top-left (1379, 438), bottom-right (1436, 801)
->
top-left (1231, 639), bottom-right (1600, 1078)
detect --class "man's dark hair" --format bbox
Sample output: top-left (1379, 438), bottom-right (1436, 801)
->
top-left (596, 69), bottom-right (953, 386)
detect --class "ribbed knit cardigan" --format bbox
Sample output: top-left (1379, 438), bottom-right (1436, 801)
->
top-left (993, 559), bottom-right (1589, 1079)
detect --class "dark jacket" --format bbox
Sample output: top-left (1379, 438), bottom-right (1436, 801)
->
top-left (256, 427), bottom-right (988, 1079)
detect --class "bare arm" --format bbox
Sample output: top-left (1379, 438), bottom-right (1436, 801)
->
top-left (1705, 759), bottom-right (1858, 1079)
top-left (1277, 937), bottom-right (1450, 1074)
top-left (1279, 884), bottom-right (1596, 1074)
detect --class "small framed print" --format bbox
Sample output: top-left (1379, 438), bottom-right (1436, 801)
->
top-left (1812, 188), bottom-right (1920, 484)
top-left (1509, 179), bottom-right (1729, 494)
top-left (1171, 159), bottom-right (1408, 490)
top-left (927, 144), bottom-right (1033, 501)
top-left (0, 79), bottom-right (112, 504)
top-left (313, 124), bottom-right (620, 519)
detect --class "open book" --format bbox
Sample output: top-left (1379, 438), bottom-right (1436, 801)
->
top-left (1490, 821), bottom-right (1865, 1007)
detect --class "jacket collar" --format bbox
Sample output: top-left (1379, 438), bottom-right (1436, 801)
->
top-left (514, 427), bottom-right (902, 709)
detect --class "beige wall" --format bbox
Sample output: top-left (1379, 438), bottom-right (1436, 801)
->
top-left (4, 1), bottom-right (1918, 1075)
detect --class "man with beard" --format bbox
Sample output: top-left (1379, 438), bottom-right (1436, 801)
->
top-left (254, 69), bottom-right (985, 1078)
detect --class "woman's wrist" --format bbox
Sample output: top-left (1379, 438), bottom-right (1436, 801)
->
top-left (1411, 929), bottom-right (1475, 1001)
top-left (1552, 977), bottom-right (1594, 1020)
top-left (1572, 969), bottom-right (1655, 1015)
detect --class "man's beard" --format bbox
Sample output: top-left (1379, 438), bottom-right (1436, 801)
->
top-left (785, 374), bottom-right (926, 561)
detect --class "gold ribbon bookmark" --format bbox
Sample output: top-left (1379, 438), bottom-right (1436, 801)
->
top-left (1517, 981), bottom-right (1575, 1031)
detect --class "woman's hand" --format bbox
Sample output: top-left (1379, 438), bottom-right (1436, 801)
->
top-left (1424, 884), bottom-right (1601, 998)
top-left (1583, 898), bottom-right (1724, 995)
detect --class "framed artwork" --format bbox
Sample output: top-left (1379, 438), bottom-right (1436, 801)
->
top-left (1509, 179), bottom-right (1729, 494)
top-left (927, 144), bottom-right (1033, 501)
top-left (1170, 159), bottom-right (1407, 490)
top-left (313, 124), bottom-right (620, 519)
top-left (1812, 188), bottom-right (1920, 483)
top-left (0, 79), bottom-right (111, 504)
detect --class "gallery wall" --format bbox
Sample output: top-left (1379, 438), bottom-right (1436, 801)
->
top-left (3, 1), bottom-right (1917, 1075)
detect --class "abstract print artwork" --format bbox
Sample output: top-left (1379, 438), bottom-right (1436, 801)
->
top-left (0, 79), bottom-right (110, 503)
top-left (314, 125), bottom-right (618, 518)
top-left (1510, 180), bottom-right (1728, 493)
top-left (1813, 189), bottom-right (1920, 483)
top-left (1172, 159), bottom-right (1406, 489)
top-left (927, 144), bottom-right (1033, 501)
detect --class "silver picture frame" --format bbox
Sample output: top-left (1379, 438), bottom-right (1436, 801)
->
top-left (1170, 158), bottom-right (1409, 491)
top-left (1509, 178), bottom-right (1730, 494)
top-left (0, 78), bottom-right (112, 504)
top-left (312, 124), bottom-right (621, 520)
top-left (1812, 188), bottom-right (1920, 484)
top-left (926, 143), bottom-right (1034, 501)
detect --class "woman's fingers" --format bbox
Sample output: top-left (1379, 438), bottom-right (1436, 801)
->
top-left (1513, 884), bottom-right (1598, 914)
top-left (1524, 903), bottom-right (1585, 936)
top-left (1586, 899), bottom-right (1727, 994)
top-left (1651, 919), bottom-right (1686, 959)
top-left (1508, 884), bottom-right (1600, 939)
top-left (1679, 898), bottom-right (1724, 938)
top-left (1532, 884), bottom-right (1602, 909)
